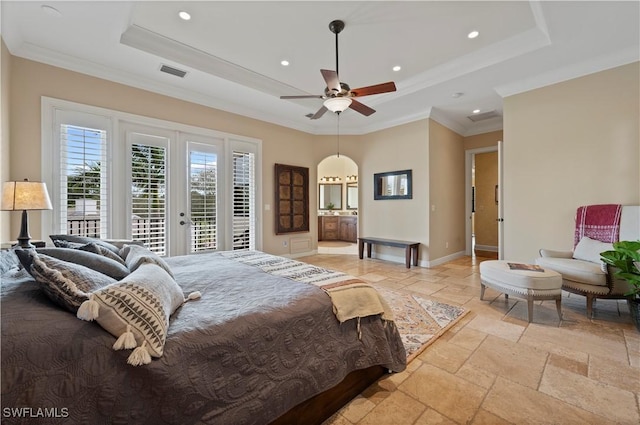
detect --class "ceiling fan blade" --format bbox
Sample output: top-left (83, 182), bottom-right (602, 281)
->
top-left (310, 105), bottom-right (328, 120)
top-left (349, 99), bottom-right (376, 116)
top-left (320, 69), bottom-right (341, 93)
top-left (280, 95), bottom-right (324, 99)
top-left (350, 82), bottom-right (396, 97)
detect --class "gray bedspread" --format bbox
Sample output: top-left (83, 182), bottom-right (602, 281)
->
top-left (1, 251), bottom-right (406, 424)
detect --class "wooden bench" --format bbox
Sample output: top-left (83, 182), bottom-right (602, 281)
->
top-left (358, 237), bottom-right (420, 269)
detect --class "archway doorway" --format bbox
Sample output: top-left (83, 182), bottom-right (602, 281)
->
top-left (317, 155), bottom-right (359, 255)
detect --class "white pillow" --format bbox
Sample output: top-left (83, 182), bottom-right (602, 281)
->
top-left (77, 263), bottom-right (185, 366)
top-left (573, 236), bottom-right (613, 264)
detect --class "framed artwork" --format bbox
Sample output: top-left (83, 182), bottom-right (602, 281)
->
top-left (275, 163), bottom-right (309, 234)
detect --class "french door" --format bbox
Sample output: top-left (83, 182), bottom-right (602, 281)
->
top-left (123, 124), bottom-right (226, 256)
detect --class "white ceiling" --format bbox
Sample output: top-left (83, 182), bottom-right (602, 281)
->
top-left (2, 1), bottom-right (638, 136)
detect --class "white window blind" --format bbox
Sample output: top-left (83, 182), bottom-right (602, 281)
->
top-left (59, 124), bottom-right (108, 237)
top-left (189, 151), bottom-right (218, 252)
top-left (130, 143), bottom-right (167, 255)
top-left (232, 151), bottom-right (255, 250)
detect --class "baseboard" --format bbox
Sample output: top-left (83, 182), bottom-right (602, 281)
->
top-left (427, 251), bottom-right (467, 267)
top-left (475, 244), bottom-right (498, 252)
top-left (285, 249), bottom-right (317, 259)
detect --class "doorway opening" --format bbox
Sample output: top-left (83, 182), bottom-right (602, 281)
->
top-left (317, 155), bottom-right (359, 255)
top-left (466, 146), bottom-right (500, 259)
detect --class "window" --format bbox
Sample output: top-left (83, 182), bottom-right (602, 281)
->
top-left (51, 110), bottom-right (112, 239)
top-left (189, 150), bottom-right (218, 252)
top-left (130, 142), bottom-right (168, 255)
top-left (232, 151), bottom-right (256, 250)
top-left (42, 98), bottom-right (262, 255)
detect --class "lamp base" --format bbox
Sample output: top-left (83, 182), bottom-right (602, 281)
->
top-left (16, 209), bottom-right (34, 249)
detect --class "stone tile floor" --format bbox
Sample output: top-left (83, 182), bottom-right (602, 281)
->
top-left (299, 252), bottom-right (640, 425)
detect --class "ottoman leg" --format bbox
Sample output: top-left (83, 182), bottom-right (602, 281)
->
top-left (480, 282), bottom-right (486, 300)
top-left (527, 293), bottom-right (534, 323)
top-left (555, 297), bottom-right (562, 320)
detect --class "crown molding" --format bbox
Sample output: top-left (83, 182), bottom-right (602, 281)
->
top-left (495, 47), bottom-right (640, 98)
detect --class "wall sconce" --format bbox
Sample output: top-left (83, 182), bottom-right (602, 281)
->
top-left (346, 175), bottom-right (358, 182)
top-left (320, 176), bottom-right (341, 182)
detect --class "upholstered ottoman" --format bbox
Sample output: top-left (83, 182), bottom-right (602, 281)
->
top-left (479, 260), bottom-right (563, 323)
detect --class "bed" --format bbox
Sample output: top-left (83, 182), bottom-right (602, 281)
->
top-left (1, 246), bottom-right (406, 425)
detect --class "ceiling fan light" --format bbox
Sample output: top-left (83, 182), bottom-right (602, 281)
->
top-left (324, 97), bottom-right (352, 113)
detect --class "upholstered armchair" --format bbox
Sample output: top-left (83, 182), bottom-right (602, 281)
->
top-left (536, 205), bottom-right (639, 317)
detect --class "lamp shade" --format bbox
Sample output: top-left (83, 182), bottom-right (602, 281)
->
top-left (324, 97), bottom-right (352, 113)
top-left (1, 181), bottom-right (53, 211)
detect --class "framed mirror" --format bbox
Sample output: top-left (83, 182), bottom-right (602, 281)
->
top-left (346, 183), bottom-right (358, 209)
top-left (319, 183), bottom-right (342, 210)
top-left (374, 169), bottom-right (412, 200)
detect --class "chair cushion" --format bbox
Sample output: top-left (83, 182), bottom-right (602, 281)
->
top-left (535, 257), bottom-right (607, 287)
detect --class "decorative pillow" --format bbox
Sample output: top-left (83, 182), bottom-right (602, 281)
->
top-left (573, 236), bottom-right (614, 264)
top-left (16, 251), bottom-right (116, 313)
top-left (49, 235), bottom-right (120, 254)
top-left (28, 248), bottom-right (129, 280)
top-left (120, 244), bottom-right (174, 277)
top-left (77, 263), bottom-right (187, 366)
top-left (78, 242), bottom-right (127, 265)
top-left (52, 239), bottom-right (84, 249)
top-left (0, 250), bottom-right (20, 275)
top-left (102, 239), bottom-right (146, 249)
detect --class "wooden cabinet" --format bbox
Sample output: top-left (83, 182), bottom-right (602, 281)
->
top-left (318, 216), bottom-right (357, 243)
top-left (339, 217), bottom-right (357, 243)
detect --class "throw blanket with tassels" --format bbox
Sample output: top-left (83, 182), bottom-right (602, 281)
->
top-left (574, 204), bottom-right (622, 247)
top-left (220, 251), bottom-right (394, 324)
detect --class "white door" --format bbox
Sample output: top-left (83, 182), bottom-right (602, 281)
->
top-left (123, 124), bottom-right (224, 256)
top-left (497, 140), bottom-right (505, 260)
top-left (181, 138), bottom-right (225, 254)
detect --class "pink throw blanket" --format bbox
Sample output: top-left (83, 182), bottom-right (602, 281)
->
top-left (574, 204), bottom-right (622, 247)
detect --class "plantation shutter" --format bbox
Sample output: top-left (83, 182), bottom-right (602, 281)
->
top-left (59, 124), bottom-right (109, 237)
top-left (189, 150), bottom-right (218, 252)
top-left (130, 143), bottom-right (167, 255)
top-left (232, 150), bottom-right (256, 250)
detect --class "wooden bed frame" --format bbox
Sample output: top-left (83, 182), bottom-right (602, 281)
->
top-left (270, 365), bottom-right (386, 425)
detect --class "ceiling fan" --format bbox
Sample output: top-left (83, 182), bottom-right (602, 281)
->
top-left (280, 20), bottom-right (396, 120)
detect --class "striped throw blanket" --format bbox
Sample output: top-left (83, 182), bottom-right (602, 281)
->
top-left (574, 204), bottom-right (622, 247)
top-left (220, 251), bottom-right (393, 324)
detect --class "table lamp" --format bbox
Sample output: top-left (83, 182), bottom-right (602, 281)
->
top-left (1, 179), bottom-right (53, 248)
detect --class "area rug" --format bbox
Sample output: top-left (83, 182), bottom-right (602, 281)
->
top-left (376, 287), bottom-right (469, 362)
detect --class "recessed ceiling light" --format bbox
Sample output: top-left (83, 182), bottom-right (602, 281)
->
top-left (178, 11), bottom-right (191, 21)
top-left (452, 92), bottom-right (464, 98)
top-left (468, 30), bottom-right (479, 39)
top-left (392, 65), bottom-right (401, 72)
top-left (41, 5), bottom-right (62, 17)
top-left (473, 109), bottom-right (481, 114)
top-left (281, 60), bottom-right (290, 66)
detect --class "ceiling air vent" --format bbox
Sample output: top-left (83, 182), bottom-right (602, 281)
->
top-left (467, 110), bottom-right (501, 122)
top-left (160, 64), bottom-right (187, 78)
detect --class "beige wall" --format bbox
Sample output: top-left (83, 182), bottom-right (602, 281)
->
top-left (504, 62), bottom-right (640, 262)
top-left (464, 130), bottom-right (503, 150)
top-left (474, 151), bottom-right (498, 249)
top-left (8, 56), bottom-right (316, 255)
top-left (338, 120), bottom-right (431, 264)
top-left (429, 120), bottom-right (466, 260)
top-left (9, 50), bottom-right (636, 267)
top-left (0, 39), bottom-right (11, 242)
